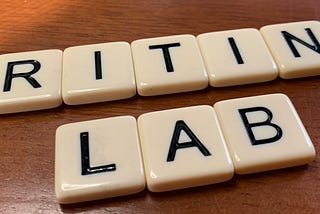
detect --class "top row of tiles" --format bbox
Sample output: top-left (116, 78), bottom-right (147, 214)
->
top-left (0, 21), bottom-right (319, 114)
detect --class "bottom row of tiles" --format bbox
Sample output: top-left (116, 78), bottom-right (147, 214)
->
top-left (55, 93), bottom-right (316, 204)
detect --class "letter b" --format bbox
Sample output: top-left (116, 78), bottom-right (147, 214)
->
top-left (238, 107), bottom-right (283, 146)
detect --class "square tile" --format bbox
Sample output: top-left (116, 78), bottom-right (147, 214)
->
top-left (214, 94), bottom-right (316, 174)
top-left (138, 105), bottom-right (234, 192)
top-left (62, 42), bottom-right (136, 105)
top-left (197, 28), bottom-right (278, 87)
top-left (260, 20), bottom-right (320, 79)
top-left (0, 50), bottom-right (62, 114)
top-left (55, 116), bottom-right (145, 204)
top-left (131, 35), bottom-right (208, 96)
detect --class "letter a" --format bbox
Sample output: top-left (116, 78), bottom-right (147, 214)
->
top-left (167, 120), bottom-right (211, 162)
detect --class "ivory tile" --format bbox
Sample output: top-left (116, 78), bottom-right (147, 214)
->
top-left (138, 105), bottom-right (234, 192)
top-left (62, 42), bottom-right (136, 105)
top-left (0, 50), bottom-right (62, 114)
top-left (55, 116), bottom-right (145, 204)
top-left (131, 35), bottom-right (208, 96)
top-left (214, 94), bottom-right (316, 174)
top-left (197, 28), bottom-right (278, 87)
top-left (261, 20), bottom-right (320, 79)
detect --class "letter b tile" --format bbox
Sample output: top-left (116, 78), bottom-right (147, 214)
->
top-left (214, 94), bottom-right (316, 174)
top-left (55, 116), bottom-right (145, 204)
top-left (138, 105), bottom-right (234, 192)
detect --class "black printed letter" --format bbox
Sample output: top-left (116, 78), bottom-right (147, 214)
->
top-left (149, 43), bottom-right (181, 72)
top-left (80, 132), bottom-right (116, 175)
top-left (228, 37), bottom-right (244, 64)
top-left (167, 120), bottom-right (211, 162)
top-left (281, 28), bottom-right (320, 57)
top-left (3, 60), bottom-right (42, 92)
top-left (238, 107), bottom-right (283, 146)
top-left (94, 51), bottom-right (103, 80)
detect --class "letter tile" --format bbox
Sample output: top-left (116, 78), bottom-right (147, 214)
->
top-left (214, 94), bottom-right (316, 174)
top-left (197, 29), bottom-right (278, 87)
top-left (62, 42), bottom-right (136, 105)
top-left (131, 35), bottom-right (208, 96)
top-left (138, 105), bottom-right (234, 192)
top-left (0, 50), bottom-right (62, 114)
top-left (55, 116), bottom-right (145, 204)
top-left (260, 20), bottom-right (320, 79)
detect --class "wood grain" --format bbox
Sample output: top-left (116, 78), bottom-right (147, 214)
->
top-left (0, 0), bottom-right (319, 213)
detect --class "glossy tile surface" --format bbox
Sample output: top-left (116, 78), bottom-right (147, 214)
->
top-left (62, 42), bottom-right (136, 105)
top-left (131, 35), bottom-right (208, 96)
top-left (0, 50), bottom-right (62, 114)
top-left (214, 93), bottom-right (316, 174)
top-left (55, 116), bottom-right (145, 204)
top-left (138, 105), bottom-right (234, 192)
top-left (197, 28), bottom-right (278, 86)
top-left (261, 20), bottom-right (320, 79)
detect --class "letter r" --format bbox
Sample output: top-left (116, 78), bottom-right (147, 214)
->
top-left (3, 60), bottom-right (42, 92)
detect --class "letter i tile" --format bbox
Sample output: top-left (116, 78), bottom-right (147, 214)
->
top-left (260, 20), bottom-right (320, 79)
top-left (62, 42), bottom-right (136, 105)
top-left (197, 28), bottom-right (278, 87)
top-left (138, 105), bottom-right (234, 192)
top-left (131, 35), bottom-right (208, 96)
top-left (0, 50), bottom-right (62, 114)
top-left (55, 116), bottom-right (145, 204)
top-left (214, 94), bottom-right (316, 174)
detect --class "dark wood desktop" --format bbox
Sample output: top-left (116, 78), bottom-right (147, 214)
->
top-left (0, 1), bottom-right (319, 213)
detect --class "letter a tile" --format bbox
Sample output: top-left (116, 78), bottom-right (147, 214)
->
top-left (131, 35), bottom-right (208, 96)
top-left (197, 29), bottom-right (278, 87)
top-left (55, 116), bottom-right (145, 204)
top-left (214, 94), bottom-right (316, 174)
top-left (62, 42), bottom-right (136, 105)
top-left (261, 20), bottom-right (320, 79)
top-left (0, 50), bottom-right (62, 114)
top-left (138, 105), bottom-right (234, 192)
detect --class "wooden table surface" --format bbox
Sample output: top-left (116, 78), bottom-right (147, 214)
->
top-left (0, 0), bottom-right (319, 213)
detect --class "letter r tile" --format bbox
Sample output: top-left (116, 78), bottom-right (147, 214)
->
top-left (131, 35), bottom-right (208, 96)
top-left (261, 21), bottom-right (320, 79)
top-left (138, 105), bottom-right (234, 192)
top-left (214, 94), bottom-right (316, 174)
top-left (55, 116), bottom-right (145, 204)
top-left (0, 50), bottom-right (62, 114)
